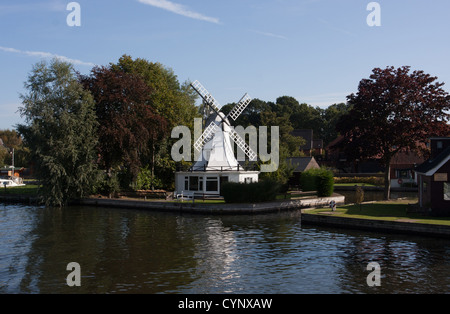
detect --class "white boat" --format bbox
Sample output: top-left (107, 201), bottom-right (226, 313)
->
top-left (0, 176), bottom-right (26, 187)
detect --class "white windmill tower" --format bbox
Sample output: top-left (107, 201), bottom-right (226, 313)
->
top-left (174, 80), bottom-right (260, 198)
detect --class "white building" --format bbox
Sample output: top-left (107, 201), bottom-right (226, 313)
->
top-left (174, 81), bottom-right (260, 197)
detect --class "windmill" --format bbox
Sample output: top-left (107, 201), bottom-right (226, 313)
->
top-left (190, 80), bottom-right (257, 171)
top-left (174, 80), bottom-right (260, 197)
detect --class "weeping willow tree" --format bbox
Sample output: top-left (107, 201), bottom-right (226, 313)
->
top-left (17, 59), bottom-right (98, 207)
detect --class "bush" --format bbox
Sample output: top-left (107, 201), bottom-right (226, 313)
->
top-left (135, 165), bottom-right (163, 190)
top-left (92, 171), bottom-right (120, 197)
top-left (221, 179), bottom-right (280, 203)
top-left (300, 168), bottom-right (334, 197)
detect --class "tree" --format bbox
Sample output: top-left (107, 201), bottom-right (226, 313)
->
top-left (0, 129), bottom-right (31, 168)
top-left (110, 55), bottom-right (199, 129)
top-left (335, 66), bottom-right (450, 199)
top-left (17, 59), bottom-right (99, 207)
top-left (80, 65), bottom-right (168, 186)
top-left (109, 55), bottom-right (199, 189)
top-left (321, 103), bottom-right (352, 145)
top-left (259, 110), bottom-right (305, 190)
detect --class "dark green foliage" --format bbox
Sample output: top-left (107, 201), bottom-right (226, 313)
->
top-left (299, 168), bottom-right (334, 197)
top-left (135, 165), bottom-right (163, 190)
top-left (92, 171), bottom-right (120, 197)
top-left (221, 179), bottom-right (280, 203)
top-left (17, 59), bottom-right (99, 207)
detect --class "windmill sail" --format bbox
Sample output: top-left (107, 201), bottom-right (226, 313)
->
top-left (190, 80), bottom-right (257, 163)
top-left (190, 80), bottom-right (222, 114)
top-left (227, 93), bottom-right (252, 121)
top-left (228, 128), bottom-right (257, 161)
top-left (194, 121), bottom-right (219, 152)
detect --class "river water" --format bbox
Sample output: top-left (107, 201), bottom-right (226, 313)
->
top-left (1, 203), bottom-right (450, 294)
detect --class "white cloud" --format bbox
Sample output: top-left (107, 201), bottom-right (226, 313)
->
top-left (0, 46), bottom-right (95, 67)
top-left (138, 0), bottom-right (220, 24)
top-left (249, 30), bottom-right (288, 40)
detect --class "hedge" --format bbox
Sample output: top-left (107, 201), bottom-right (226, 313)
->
top-left (299, 168), bottom-right (334, 197)
top-left (334, 176), bottom-right (384, 186)
top-left (221, 179), bottom-right (280, 203)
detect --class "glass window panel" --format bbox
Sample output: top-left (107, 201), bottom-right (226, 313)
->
top-left (206, 177), bottom-right (218, 191)
top-left (189, 176), bottom-right (199, 191)
top-left (444, 183), bottom-right (450, 201)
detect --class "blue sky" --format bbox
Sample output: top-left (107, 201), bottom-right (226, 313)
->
top-left (1, 0), bottom-right (450, 129)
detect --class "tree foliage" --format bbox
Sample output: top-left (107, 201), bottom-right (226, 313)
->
top-left (80, 65), bottom-right (168, 183)
top-left (108, 55), bottom-right (200, 190)
top-left (0, 129), bottom-right (30, 168)
top-left (111, 55), bottom-right (199, 129)
top-left (335, 66), bottom-right (450, 199)
top-left (18, 59), bottom-right (98, 207)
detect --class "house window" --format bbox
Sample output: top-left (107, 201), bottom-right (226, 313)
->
top-left (444, 183), bottom-right (450, 201)
top-left (437, 141), bottom-right (443, 149)
top-left (396, 169), bottom-right (412, 179)
top-left (206, 177), bottom-right (218, 192)
top-left (189, 176), bottom-right (199, 191)
top-left (184, 177), bottom-right (189, 190)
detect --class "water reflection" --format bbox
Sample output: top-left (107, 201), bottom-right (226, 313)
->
top-left (1, 204), bottom-right (450, 294)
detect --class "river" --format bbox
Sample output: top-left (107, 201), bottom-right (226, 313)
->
top-left (1, 203), bottom-right (450, 294)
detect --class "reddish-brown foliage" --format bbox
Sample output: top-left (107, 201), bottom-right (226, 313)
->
top-left (80, 66), bottom-right (168, 176)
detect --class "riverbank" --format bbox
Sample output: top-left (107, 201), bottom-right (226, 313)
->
top-left (4, 186), bottom-right (450, 238)
top-left (301, 200), bottom-right (450, 238)
top-left (77, 194), bottom-right (345, 215)
top-left (0, 193), bottom-right (39, 204)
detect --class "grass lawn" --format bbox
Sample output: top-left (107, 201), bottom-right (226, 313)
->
top-left (1, 184), bottom-right (40, 195)
top-left (307, 199), bottom-right (450, 226)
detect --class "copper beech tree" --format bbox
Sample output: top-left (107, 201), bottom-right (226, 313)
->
top-left (335, 66), bottom-right (450, 199)
top-left (80, 66), bottom-right (168, 184)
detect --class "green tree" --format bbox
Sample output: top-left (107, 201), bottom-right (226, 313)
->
top-left (110, 55), bottom-right (199, 189)
top-left (17, 59), bottom-right (98, 207)
top-left (259, 110), bottom-right (305, 189)
top-left (321, 102), bottom-right (352, 145)
top-left (111, 55), bottom-right (199, 129)
top-left (0, 129), bottom-right (31, 169)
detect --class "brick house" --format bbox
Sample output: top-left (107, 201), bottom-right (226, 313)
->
top-left (415, 137), bottom-right (450, 216)
top-left (326, 136), bottom-right (425, 187)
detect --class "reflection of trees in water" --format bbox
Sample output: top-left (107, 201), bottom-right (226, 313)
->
top-left (16, 207), bottom-right (201, 293)
top-left (336, 232), bottom-right (450, 293)
top-left (6, 205), bottom-right (450, 294)
top-left (0, 205), bottom-right (39, 293)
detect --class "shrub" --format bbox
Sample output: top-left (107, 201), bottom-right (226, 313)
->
top-left (222, 179), bottom-right (280, 203)
top-left (300, 168), bottom-right (334, 197)
top-left (135, 165), bottom-right (163, 190)
top-left (92, 171), bottom-right (120, 197)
